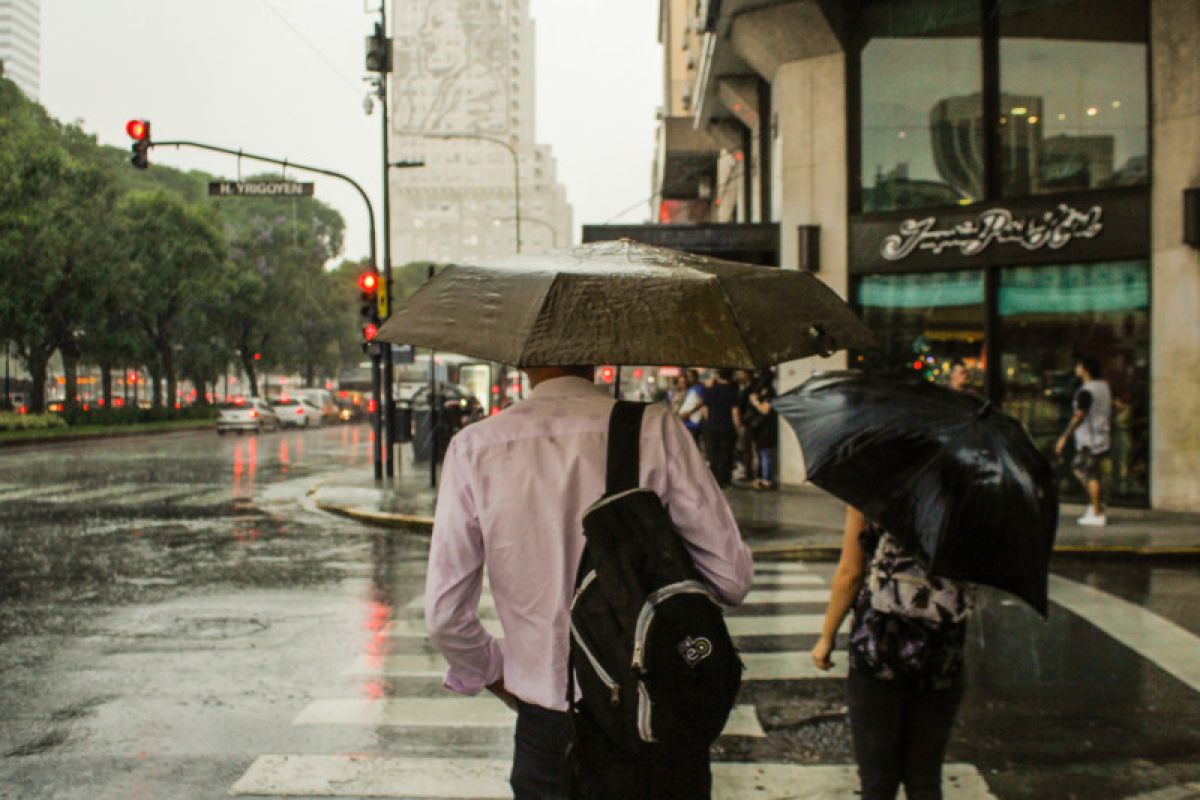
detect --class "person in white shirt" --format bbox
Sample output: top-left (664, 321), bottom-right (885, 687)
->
top-left (425, 365), bottom-right (754, 798)
top-left (1056, 356), bottom-right (1113, 527)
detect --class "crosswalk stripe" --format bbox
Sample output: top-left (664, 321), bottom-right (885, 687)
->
top-left (41, 484), bottom-right (140, 505)
top-left (749, 573), bottom-right (824, 586)
top-left (0, 483), bottom-right (79, 502)
top-left (173, 489), bottom-right (236, 508)
top-left (344, 650), bottom-right (846, 682)
top-left (230, 756), bottom-right (996, 798)
top-left (405, 586), bottom-right (828, 615)
top-left (293, 698), bottom-right (764, 738)
top-left (754, 562), bottom-right (811, 574)
top-left (384, 613), bottom-right (826, 639)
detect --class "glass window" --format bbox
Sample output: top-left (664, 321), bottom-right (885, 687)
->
top-left (860, 0), bottom-right (982, 212)
top-left (856, 270), bottom-right (986, 389)
top-left (998, 261), bottom-right (1150, 503)
top-left (999, 0), bottom-right (1149, 196)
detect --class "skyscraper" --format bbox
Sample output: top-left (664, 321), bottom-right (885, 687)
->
top-left (0, 0), bottom-right (40, 100)
top-left (388, 0), bottom-right (572, 264)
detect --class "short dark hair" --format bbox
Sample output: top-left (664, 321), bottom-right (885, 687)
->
top-left (685, 368), bottom-right (700, 382)
top-left (717, 368), bottom-right (734, 382)
top-left (950, 358), bottom-right (966, 370)
top-left (1076, 355), bottom-right (1102, 378)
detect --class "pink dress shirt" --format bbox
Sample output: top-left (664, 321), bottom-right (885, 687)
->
top-left (425, 376), bottom-right (754, 712)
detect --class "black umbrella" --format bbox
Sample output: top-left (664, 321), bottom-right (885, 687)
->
top-left (376, 240), bottom-right (874, 368)
top-left (774, 371), bottom-right (1058, 615)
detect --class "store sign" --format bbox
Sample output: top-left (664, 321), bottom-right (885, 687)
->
top-left (881, 204), bottom-right (1103, 261)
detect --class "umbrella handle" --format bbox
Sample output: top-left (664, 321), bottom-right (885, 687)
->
top-left (808, 326), bottom-right (836, 359)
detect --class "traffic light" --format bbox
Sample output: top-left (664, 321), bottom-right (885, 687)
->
top-left (126, 119), bottom-right (151, 169)
top-left (365, 22), bottom-right (392, 73)
top-left (359, 269), bottom-right (381, 351)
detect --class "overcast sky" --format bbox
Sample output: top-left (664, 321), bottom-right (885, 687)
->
top-left (40, 0), bottom-right (662, 263)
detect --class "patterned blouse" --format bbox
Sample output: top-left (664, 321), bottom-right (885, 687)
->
top-left (847, 523), bottom-right (974, 690)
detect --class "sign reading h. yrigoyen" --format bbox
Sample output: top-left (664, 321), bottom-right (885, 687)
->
top-left (208, 181), bottom-right (314, 197)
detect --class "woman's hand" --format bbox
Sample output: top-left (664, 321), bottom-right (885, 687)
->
top-left (810, 636), bottom-right (835, 671)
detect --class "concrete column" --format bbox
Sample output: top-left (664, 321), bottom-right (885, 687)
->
top-left (770, 53), bottom-right (849, 486)
top-left (1150, 0), bottom-right (1200, 511)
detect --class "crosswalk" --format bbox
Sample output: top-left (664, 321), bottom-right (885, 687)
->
top-left (230, 562), bottom-right (998, 799)
top-left (0, 480), bottom-right (237, 509)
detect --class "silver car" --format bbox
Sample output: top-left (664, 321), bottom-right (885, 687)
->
top-left (270, 396), bottom-right (322, 428)
top-left (216, 398), bottom-right (280, 435)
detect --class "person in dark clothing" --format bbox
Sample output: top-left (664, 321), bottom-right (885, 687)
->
top-left (702, 368), bottom-right (739, 487)
top-left (748, 373), bottom-right (778, 490)
top-left (733, 370), bottom-right (757, 483)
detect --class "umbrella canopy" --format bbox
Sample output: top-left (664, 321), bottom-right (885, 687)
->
top-left (376, 240), bottom-right (874, 369)
top-left (774, 371), bottom-right (1058, 615)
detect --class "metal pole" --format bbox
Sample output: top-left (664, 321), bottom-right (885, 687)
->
top-left (428, 267), bottom-right (438, 489)
top-left (379, 3), bottom-right (395, 482)
top-left (3, 340), bottom-right (9, 408)
top-left (614, 366), bottom-right (621, 399)
top-left (511, 141), bottom-right (522, 254)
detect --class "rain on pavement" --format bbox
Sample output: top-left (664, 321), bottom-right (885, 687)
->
top-left (1, 427), bottom-right (1198, 799)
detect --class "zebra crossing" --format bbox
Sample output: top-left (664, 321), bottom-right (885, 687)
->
top-left (0, 480), bottom-right (237, 509)
top-left (230, 561), bottom-right (998, 798)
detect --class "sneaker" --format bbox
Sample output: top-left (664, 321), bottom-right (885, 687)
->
top-left (1077, 512), bottom-right (1107, 527)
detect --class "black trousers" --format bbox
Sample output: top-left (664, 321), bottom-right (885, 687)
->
top-left (704, 427), bottom-right (736, 487)
top-left (510, 702), bottom-right (712, 799)
top-left (846, 669), bottom-right (965, 800)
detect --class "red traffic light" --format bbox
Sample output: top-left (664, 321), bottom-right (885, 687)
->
top-left (126, 119), bottom-right (148, 141)
top-left (599, 366), bottom-right (615, 384)
top-left (358, 271), bottom-right (379, 293)
top-left (363, 323), bottom-right (379, 341)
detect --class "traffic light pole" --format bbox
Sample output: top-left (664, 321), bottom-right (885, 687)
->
top-left (148, 138), bottom-right (385, 481)
top-left (378, 2), bottom-right (396, 482)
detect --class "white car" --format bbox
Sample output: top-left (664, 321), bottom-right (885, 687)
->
top-left (270, 396), bottom-right (322, 428)
top-left (216, 398), bottom-right (280, 435)
top-left (296, 388), bottom-right (338, 423)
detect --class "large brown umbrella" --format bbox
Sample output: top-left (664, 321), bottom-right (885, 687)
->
top-left (376, 240), bottom-right (874, 368)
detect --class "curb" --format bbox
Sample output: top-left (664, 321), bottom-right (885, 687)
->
top-left (314, 500), bottom-right (435, 533)
top-left (0, 423), bottom-right (214, 449)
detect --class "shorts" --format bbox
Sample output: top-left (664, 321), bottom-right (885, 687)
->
top-left (1072, 448), bottom-right (1109, 481)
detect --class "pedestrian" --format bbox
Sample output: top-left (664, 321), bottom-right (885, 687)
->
top-left (702, 368), bottom-right (739, 488)
top-left (748, 371), bottom-right (778, 490)
top-left (1055, 355), bottom-right (1112, 526)
top-left (732, 370), bottom-right (757, 484)
top-left (812, 507), bottom-right (974, 800)
top-left (677, 368), bottom-right (707, 450)
top-left (948, 358), bottom-right (969, 392)
top-left (425, 365), bottom-right (753, 799)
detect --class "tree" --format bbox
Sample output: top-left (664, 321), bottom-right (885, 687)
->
top-left (115, 190), bottom-right (226, 408)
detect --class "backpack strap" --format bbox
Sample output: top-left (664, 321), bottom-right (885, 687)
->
top-left (605, 401), bottom-right (647, 496)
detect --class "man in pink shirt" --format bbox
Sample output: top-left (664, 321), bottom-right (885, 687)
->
top-left (426, 365), bottom-right (754, 798)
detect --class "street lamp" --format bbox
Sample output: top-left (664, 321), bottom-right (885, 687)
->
top-left (494, 215), bottom-right (557, 247)
top-left (424, 132), bottom-right (521, 254)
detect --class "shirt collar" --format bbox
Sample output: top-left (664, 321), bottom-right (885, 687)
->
top-left (530, 376), bottom-right (610, 400)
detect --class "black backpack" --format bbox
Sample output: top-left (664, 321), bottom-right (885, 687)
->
top-left (568, 401), bottom-right (743, 756)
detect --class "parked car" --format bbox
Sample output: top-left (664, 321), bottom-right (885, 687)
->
top-left (296, 388), bottom-right (338, 423)
top-left (270, 396), bottom-right (322, 428)
top-left (216, 398), bottom-right (280, 435)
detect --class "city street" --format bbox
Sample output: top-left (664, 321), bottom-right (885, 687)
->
top-left (0, 428), bottom-right (1198, 799)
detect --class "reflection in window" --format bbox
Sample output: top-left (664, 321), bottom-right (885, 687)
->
top-left (999, 261), bottom-right (1150, 503)
top-left (857, 270), bottom-right (985, 389)
top-left (999, 0), bottom-right (1149, 196)
top-left (860, 0), bottom-right (981, 212)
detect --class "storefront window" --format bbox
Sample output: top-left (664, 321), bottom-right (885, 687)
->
top-left (998, 261), bottom-right (1150, 504)
top-left (860, 0), bottom-right (982, 212)
top-left (998, 0), bottom-right (1149, 196)
top-left (857, 270), bottom-right (985, 389)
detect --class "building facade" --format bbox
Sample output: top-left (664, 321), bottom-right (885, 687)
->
top-left (0, 0), bottom-right (39, 100)
top-left (387, 0), bottom-right (572, 264)
top-left (647, 0), bottom-right (1200, 512)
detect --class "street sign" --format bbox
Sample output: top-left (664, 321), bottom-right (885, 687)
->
top-left (207, 181), bottom-right (314, 197)
top-left (377, 279), bottom-right (388, 318)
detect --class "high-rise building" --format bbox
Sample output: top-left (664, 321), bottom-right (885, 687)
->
top-left (388, 0), bottom-right (572, 264)
top-left (0, 0), bottom-right (40, 100)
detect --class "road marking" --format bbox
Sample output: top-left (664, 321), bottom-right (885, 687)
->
top-left (0, 483), bottom-right (79, 502)
top-left (405, 586), bottom-right (829, 614)
top-left (108, 486), bottom-right (198, 506)
top-left (230, 756), bottom-right (995, 798)
top-left (383, 613), bottom-right (826, 639)
top-left (1049, 574), bottom-right (1200, 695)
top-left (41, 484), bottom-right (141, 504)
top-left (754, 562), bottom-right (812, 574)
top-left (293, 698), bottom-right (764, 737)
top-left (749, 573), bottom-right (824, 587)
top-left (173, 489), bottom-right (235, 508)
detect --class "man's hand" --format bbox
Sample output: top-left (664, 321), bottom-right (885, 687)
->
top-left (810, 636), bottom-right (835, 671)
top-left (487, 679), bottom-right (519, 712)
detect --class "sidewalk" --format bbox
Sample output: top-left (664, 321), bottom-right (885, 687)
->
top-left (311, 458), bottom-right (1200, 559)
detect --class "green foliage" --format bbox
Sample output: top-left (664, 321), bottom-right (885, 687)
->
top-left (58, 404), bottom-right (218, 427)
top-left (0, 412), bottom-right (68, 432)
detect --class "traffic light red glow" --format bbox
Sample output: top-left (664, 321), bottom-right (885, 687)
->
top-left (358, 272), bottom-right (379, 293)
top-left (125, 119), bottom-right (148, 140)
top-left (599, 366), bottom-right (615, 384)
top-left (363, 323), bottom-right (379, 340)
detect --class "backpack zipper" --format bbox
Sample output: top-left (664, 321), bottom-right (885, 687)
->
top-left (570, 620), bottom-right (620, 704)
top-left (630, 580), bottom-right (715, 672)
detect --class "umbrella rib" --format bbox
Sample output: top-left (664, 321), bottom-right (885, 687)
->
top-left (713, 273), bottom-right (761, 368)
top-left (516, 270), bottom-right (565, 368)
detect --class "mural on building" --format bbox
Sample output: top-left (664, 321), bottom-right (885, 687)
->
top-left (392, 0), bottom-right (510, 135)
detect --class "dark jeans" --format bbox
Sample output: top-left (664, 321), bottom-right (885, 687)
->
top-left (704, 426), bottom-right (736, 487)
top-left (510, 702), bottom-right (712, 799)
top-left (846, 669), bottom-right (965, 800)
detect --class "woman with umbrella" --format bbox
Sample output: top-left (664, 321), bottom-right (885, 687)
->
top-left (811, 506), bottom-right (973, 800)
top-left (778, 371), bottom-right (1058, 800)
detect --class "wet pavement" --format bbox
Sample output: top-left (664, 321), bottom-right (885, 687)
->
top-left (1, 425), bottom-right (1199, 798)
